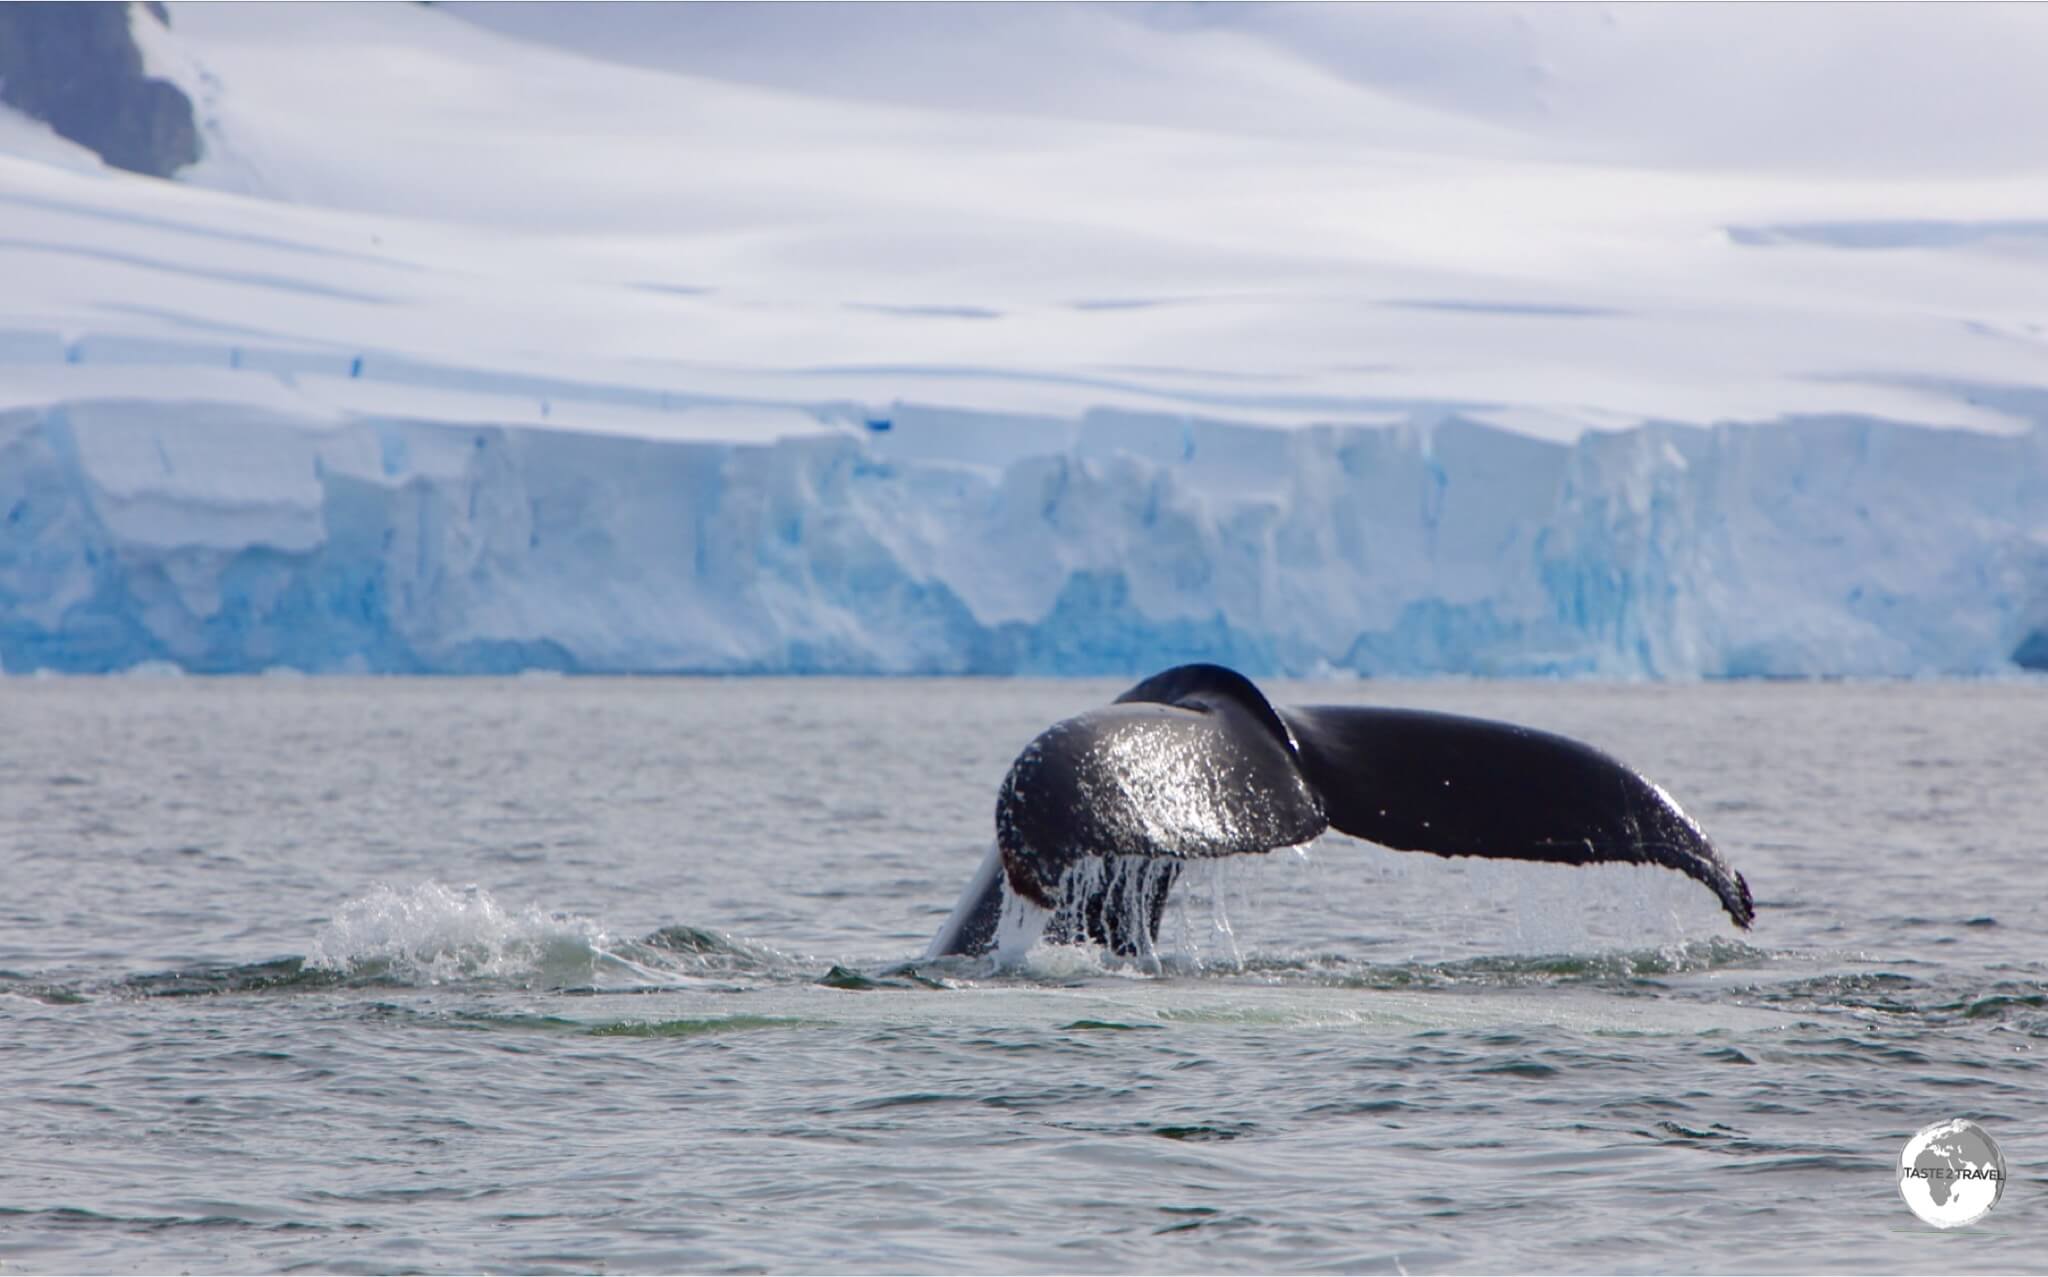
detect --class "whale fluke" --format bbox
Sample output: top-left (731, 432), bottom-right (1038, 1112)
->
top-left (1279, 704), bottom-right (1754, 931)
top-left (928, 664), bottom-right (1754, 960)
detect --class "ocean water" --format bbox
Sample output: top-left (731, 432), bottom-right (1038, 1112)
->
top-left (1, 675), bottom-right (2043, 1274)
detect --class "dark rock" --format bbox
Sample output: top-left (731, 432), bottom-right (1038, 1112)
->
top-left (0, 1), bottom-right (200, 178)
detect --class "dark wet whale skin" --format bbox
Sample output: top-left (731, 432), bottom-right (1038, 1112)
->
top-left (936, 663), bottom-right (1753, 958)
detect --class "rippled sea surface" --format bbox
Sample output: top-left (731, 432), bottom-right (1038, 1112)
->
top-left (3, 676), bottom-right (2045, 1274)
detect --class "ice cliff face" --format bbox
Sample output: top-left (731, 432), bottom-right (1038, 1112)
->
top-left (4, 399), bottom-right (2043, 677)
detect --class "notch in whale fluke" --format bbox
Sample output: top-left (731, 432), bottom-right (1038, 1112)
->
top-left (928, 663), bottom-right (1754, 960)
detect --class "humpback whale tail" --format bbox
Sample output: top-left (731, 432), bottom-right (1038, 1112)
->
top-left (929, 664), bottom-right (1754, 960)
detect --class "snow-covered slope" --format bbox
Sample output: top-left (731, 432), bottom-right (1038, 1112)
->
top-left (2, 2), bottom-right (2046, 675)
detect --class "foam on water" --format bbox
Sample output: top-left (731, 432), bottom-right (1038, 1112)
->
top-left (296, 881), bottom-right (822, 993)
top-left (308, 880), bottom-right (636, 988)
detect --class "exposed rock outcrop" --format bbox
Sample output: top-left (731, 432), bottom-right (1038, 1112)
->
top-left (0, 2), bottom-right (199, 178)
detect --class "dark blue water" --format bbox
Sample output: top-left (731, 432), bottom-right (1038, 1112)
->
top-left (2, 676), bottom-right (2043, 1272)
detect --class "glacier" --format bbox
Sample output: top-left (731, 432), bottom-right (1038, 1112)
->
top-left (4, 397), bottom-right (2043, 678)
top-left (5, 3), bottom-right (2048, 678)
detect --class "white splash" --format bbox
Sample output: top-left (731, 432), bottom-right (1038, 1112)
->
top-left (308, 880), bottom-right (636, 987)
top-left (995, 854), bottom-right (1220, 975)
top-left (991, 883), bottom-right (1053, 969)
